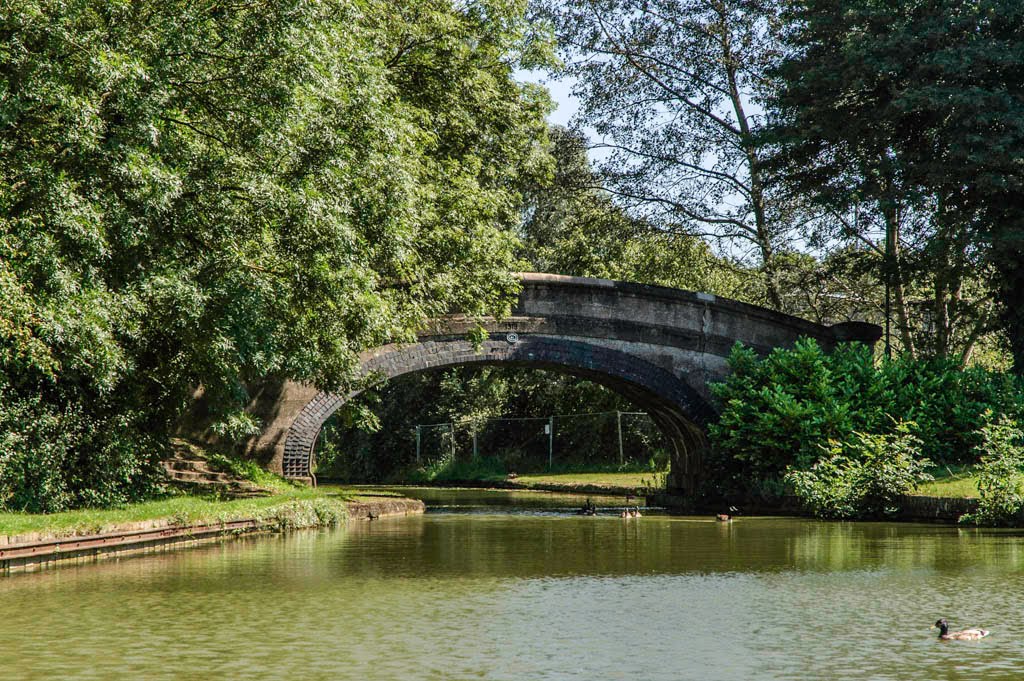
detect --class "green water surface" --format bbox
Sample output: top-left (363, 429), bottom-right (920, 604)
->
top-left (4, 488), bottom-right (1024, 680)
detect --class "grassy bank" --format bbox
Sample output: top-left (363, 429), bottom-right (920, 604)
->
top-left (914, 465), bottom-right (979, 499)
top-left (511, 472), bottom-right (663, 490)
top-left (402, 455), bottom-right (666, 492)
top-left (406, 467), bottom-right (982, 500)
top-left (513, 467), bottom-right (982, 499)
top-left (0, 486), bottom-right (397, 538)
top-left (400, 455), bottom-right (982, 499)
top-left (0, 438), bottom-right (421, 541)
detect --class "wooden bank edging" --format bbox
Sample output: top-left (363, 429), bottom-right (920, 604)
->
top-left (0, 497), bottom-right (425, 574)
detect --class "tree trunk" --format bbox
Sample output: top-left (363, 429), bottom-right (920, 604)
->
top-left (933, 273), bottom-right (949, 358)
top-left (883, 204), bottom-right (916, 359)
top-left (930, 199), bottom-right (973, 360)
top-left (959, 312), bottom-right (990, 367)
top-left (718, 6), bottom-right (783, 311)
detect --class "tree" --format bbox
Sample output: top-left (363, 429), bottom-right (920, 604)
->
top-left (520, 127), bottom-right (756, 298)
top-left (0, 0), bottom-right (552, 510)
top-left (532, 0), bottom-right (807, 309)
top-left (318, 124), bottom-right (757, 482)
top-left (763, 0), bottom-right (1024, 370)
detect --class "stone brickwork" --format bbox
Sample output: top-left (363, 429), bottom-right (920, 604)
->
top-left (248, 273), bottom-right (880, 493)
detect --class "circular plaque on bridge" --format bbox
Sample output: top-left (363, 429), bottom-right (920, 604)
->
top-left (505, 332), bottom-right (520, 344)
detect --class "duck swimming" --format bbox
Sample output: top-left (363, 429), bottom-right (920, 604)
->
top-left (933, 619), bottom-right (990, 640)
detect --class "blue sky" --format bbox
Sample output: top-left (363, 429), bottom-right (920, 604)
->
top-left (518, 69), bottom-right (613, 164)
top-left (518, 69), bottom-right (578, 128)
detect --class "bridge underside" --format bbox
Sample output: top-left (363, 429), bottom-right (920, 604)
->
top-left (282, 336), bottom-right (716, 494)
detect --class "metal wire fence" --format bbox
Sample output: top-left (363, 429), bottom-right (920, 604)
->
top-left (414, 410), bottom-right (664, 472)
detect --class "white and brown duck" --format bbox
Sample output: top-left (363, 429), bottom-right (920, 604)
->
top-left (933, 618), bottom-right (990, 641)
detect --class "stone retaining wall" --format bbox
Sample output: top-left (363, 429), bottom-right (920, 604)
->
top-left (895, 495), bottom-right (978, 522)
top-left (345, 497), bottom-right (425, 520)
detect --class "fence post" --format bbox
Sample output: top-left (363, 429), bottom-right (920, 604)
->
top-left (450, 422), bottom-right (456, 461)
top-left (472, 421), bottom-right (478, 460)
top-left (548, 416), bottom-right (554, 469)
top-left (616, 410), bottom-right (624, 466)
top-left (415, 425), bottom-right (421, 463)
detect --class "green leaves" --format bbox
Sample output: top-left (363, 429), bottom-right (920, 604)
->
top-left (786, 426), bottom-right (932, 520)
top-left (707, 338), bottom-right (1023, 506)
top-left (533, 0), bottom-right (795, 308)
top-left (710, 338), bottom-right (860, 480)
top-left (0, 0), bottom-right (552, 510)
top-left (764, 0), bottom-right (1024, 369)
top-left (519, 127), bottom-right (754, 299)
top-left (960, 412), bottom-right (1024, 526)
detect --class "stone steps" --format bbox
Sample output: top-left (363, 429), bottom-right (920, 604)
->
top-left (162, 441), bottom-right (272, 499)
top-left (163, 467), bottom-right (228, 482)
top-left (164, 458), bottom-right (219, 473)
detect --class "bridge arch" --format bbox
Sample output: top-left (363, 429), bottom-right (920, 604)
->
top-left (237, 273), bottom-right (880, 494)
top-left (283, 336), bottom-right (717, 491)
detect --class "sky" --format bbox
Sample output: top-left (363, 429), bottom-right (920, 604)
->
top-left (517, 69), bottom-right (613, 164)
top-left (517, 69), bottom-right (577, 127)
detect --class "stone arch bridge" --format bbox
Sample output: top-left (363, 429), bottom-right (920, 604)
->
top-left (236, 273), bottom-right (880, 494)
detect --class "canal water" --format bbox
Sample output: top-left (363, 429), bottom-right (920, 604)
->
top-left (5, 488), bottom-right (1024, 680)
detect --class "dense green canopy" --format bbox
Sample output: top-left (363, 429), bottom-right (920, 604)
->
top-left (764, 0), bottom-right (1024, 370)
top-left (0, 0), bottom-right (552, 510)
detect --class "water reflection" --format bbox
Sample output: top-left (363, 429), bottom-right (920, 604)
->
top-left (4, 491), bottom-right (1024, 680)
top-left (355, 485), bottom-right (644, 514)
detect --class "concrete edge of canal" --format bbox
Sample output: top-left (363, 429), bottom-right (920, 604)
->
top-left (0, 497), bottom-right (425, 574)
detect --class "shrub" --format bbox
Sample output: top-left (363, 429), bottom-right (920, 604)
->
top-left (785, 426), bottom-right (932, 519)
top-left (207, 452), bottom-right (291, 491)
top-left (881, 358), bottom-right (1024, 465)
top-left (406, 455), bottom-right (508, 483)
top-left (709, 339), bottom-right (861, 488)
top-left (0, 397), bottom-right (76, 513)
top-left (785, 454), bottom-right (859, 519)
top-left (0, 393), bottom-right (163, 513)
top-left (959, 414), bottom-right (1024, 527)
top-left (708, 339), bottom-right (1022, 500)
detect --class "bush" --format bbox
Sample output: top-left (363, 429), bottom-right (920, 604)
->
top-left (707, 339), bottom-right (1022, 500)
top-left (0, 393), bottom-right (163, 513)
top-left (881, 359), bottom-right (1024, 465)
top-left (406, 456), bottom-right (508, 483)
top-left (785, 455), bottom-right (859, 519)
top-left (0, 397), bottom-right (76, 512)
top-left (709, 340), bottom-right (875, 494)
top-left (207, 452), bottom-right (291, 491)
top-left (959, 414), bottom-right (1024, 526)
top-left (785, 426), bottom-right (932, 519)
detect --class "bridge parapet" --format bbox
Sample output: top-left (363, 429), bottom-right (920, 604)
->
top-left (508, 273), bottom-right (881, 356)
